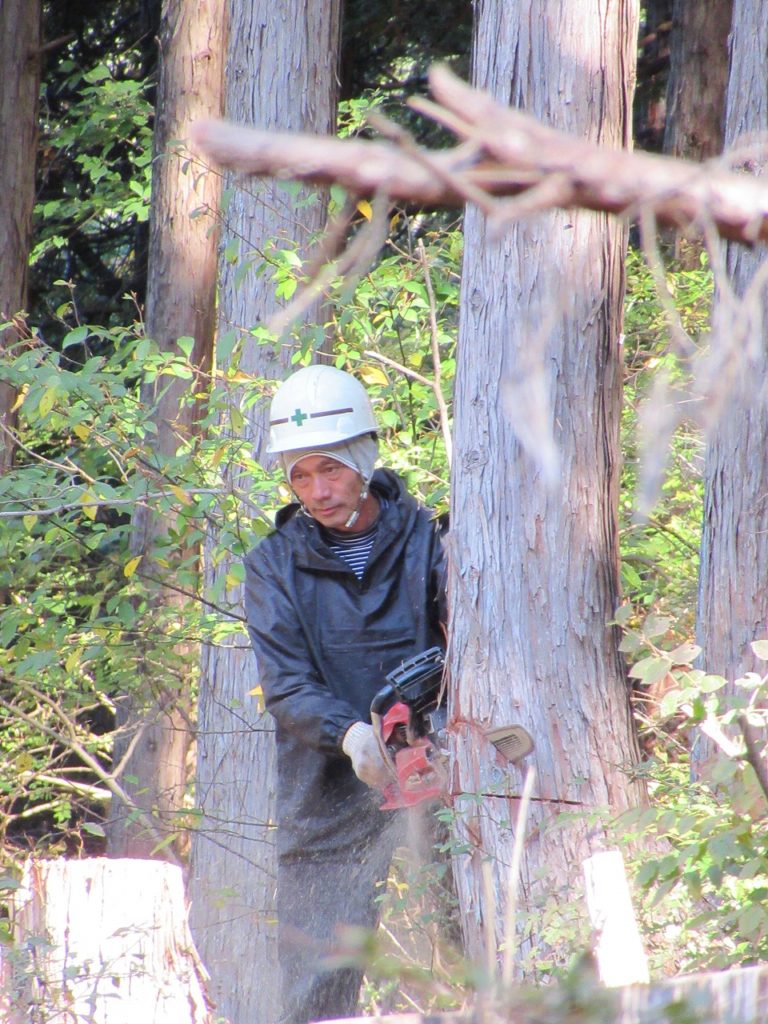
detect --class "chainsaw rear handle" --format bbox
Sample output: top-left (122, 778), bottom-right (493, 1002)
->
top-left (370, 683), bottom-right (397, 718)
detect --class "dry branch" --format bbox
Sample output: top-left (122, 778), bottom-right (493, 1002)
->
top-left (191, 65), bottom-right (768, 246)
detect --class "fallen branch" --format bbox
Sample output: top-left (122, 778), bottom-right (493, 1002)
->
top-left (191, 64), bottom-right (768, 246)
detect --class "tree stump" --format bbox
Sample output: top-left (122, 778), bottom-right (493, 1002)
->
top-left (1, 858), bottom-right (215, 1023)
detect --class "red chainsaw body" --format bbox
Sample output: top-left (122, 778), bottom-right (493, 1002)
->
top-left (379, 700), bottom-right (445, 810)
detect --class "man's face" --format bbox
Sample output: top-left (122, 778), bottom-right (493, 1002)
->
top-left (290, 454), bottom-right (367, 532)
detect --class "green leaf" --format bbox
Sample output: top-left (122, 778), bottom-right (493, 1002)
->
top-left (176, 336), bottom-right (194, 359)
top-left (659, 688), bottom-right (682, 718)
top-left (81, 822), bottom-right (106, 838)
top-left (751, 639), bottom-right (768, 661)
top-left (150, 832), bottom-right (179, 855)
top-left (738, 903), bottom-right (766, 939)
top-left (217, 330), bottom-right (238, 366)
top-left (628, 655), bottom-right (672, 685)
top-left (669, 642), bottom-right (701, 665)
top-left (642, 614), bottom-right (671, 640)
top-left (38, 387), bottom-right (58, 418)
top-left (62, 324), bottom-right (89, 349)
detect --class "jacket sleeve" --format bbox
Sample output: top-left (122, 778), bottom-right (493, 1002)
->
top-left (431, 513), bottom-right (450, 633)
top-left (243, 545), bottom-right (362, 756)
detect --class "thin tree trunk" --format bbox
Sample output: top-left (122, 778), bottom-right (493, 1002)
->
top-left (189, 4), bottom-right (341, 1022)
top-left (695, 3), bottom-right (768, 762)
top-left (663, 0), bottom-right (732, 261)
top-left (107, 0), bottom-right (226, 859)
top-left (449, 0), bottom-right (645, 967)
top-left (0, 0), bottom-right (41, 474)
top-left (664, 0), bottom-right (732, 163)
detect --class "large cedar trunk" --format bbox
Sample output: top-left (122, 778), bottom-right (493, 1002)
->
top-left (695, 4), bottom-right (768, 746)
top-left (449, 0), bottom-right (645, 966)
top-left (189, 3), bottom-right (342, 1021)
top-left (107, 0), bottom-right (226, 860)
top-left (0, 1), bottom-right (40, 474)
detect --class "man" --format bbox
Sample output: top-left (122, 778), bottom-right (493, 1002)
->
top-left (244, 363), bottom-right (447, 1024)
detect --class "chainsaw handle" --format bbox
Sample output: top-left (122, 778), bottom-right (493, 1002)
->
top-left (370, 683), bottom-right (396, 717)
top-left (369, 709), bottom-right (399, 780)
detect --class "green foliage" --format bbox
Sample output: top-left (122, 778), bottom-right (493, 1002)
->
top-left (0, 320), bottom-right (274, 864)
top-left (618, 610), bottom-right (768, 972)
top-left (618, 248), bottom-right (711, 626)
top-left (332, 226), bottom-right (460, 510)
top-left (34, 18), bottom-right (156, 337)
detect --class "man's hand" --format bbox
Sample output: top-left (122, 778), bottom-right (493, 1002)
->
top-left (342, 722), bottom-right (392, 790)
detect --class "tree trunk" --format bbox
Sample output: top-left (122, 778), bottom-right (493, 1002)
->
top-left (3, 859), bottom-right (213, 1023)
top-left (635, 0), bottom-right (672, 152)
top-left (663, 0), bottom-right (732, 262)
top-left (695, 2), bottom-right (768, 760)
top-left (664, 0), bottom-right (732, 163)
top-left (449, 0), bottom-right (645, 968)
top-left (189, 4), bottom-right (341, 1022)
top-left (107, 0), bottom-right (226, 861)
top-left (0, 0), bottom-right (41, 474)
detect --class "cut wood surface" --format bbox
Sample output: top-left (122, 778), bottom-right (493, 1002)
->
top-left (190, 65), bottom-right (768, 247)
top-left (1, 858), bottom-right (214, 1023)
top-left (583, 850), bottom-right (650, 987)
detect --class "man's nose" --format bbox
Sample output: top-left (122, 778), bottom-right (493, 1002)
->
top-left (309, 474), bottom-right (331, 499)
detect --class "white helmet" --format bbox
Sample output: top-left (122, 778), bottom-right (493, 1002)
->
top-left (267, 365), bottom-right (378, 454)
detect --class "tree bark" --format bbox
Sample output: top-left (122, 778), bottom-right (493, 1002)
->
top-left (0, 0), bottom-right (41, 474)
top-left (107, 0), bottom-right (227, 861)
top-left (664, 0), bottom-right (732, 164)
top-left (695, 2), bottom-right (768, 761)
top-left (189, 4), bottom-right (341, 1022)
top-left (663, 0), bottom-right (732, 262)
top-left (448, 0), bottom-right (645, 967)
top-left (3, 858), bottom-right (213, 1023)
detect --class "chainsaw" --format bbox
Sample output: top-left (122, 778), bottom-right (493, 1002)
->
top-left (370, 647), bottom-right (535, 811)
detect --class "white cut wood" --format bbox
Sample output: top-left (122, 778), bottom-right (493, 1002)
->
top-left (5, 858), bottom-right (214, 1024)
top-left (583, 850), bottom-right (650, 987)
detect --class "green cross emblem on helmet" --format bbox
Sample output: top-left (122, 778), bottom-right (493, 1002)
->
top-left (290, 407), bottom-right (308, 426)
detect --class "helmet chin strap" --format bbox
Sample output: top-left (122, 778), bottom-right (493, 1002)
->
top-left (343, 485), bottom-right (369, 530)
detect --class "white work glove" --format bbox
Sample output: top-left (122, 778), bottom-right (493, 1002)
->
top-left (342, 722), bottom-right (392, 790)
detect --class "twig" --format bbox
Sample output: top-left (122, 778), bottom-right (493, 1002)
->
top-left (638, 205), bottom-right (697, 359)
top-left (0, 682), bottom-right (181, 866)
top-left (0, 419), bottom-right (96, 483)
top-left (0, 488), bottom-right (224, 519)
top-left (416, 240), bottom-right (453, 467)
top-left (266, 190), bottom-right (390, 337)
top-left (369, 106), bottom-right (496, 216)
top-left (739, 713), bottom-right (768, 810)
top-left (501, 765), bottom-right (536, 991)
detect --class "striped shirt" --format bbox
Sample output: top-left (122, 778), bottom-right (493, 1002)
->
top-left (323, 498), bottom-right (389, 580)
